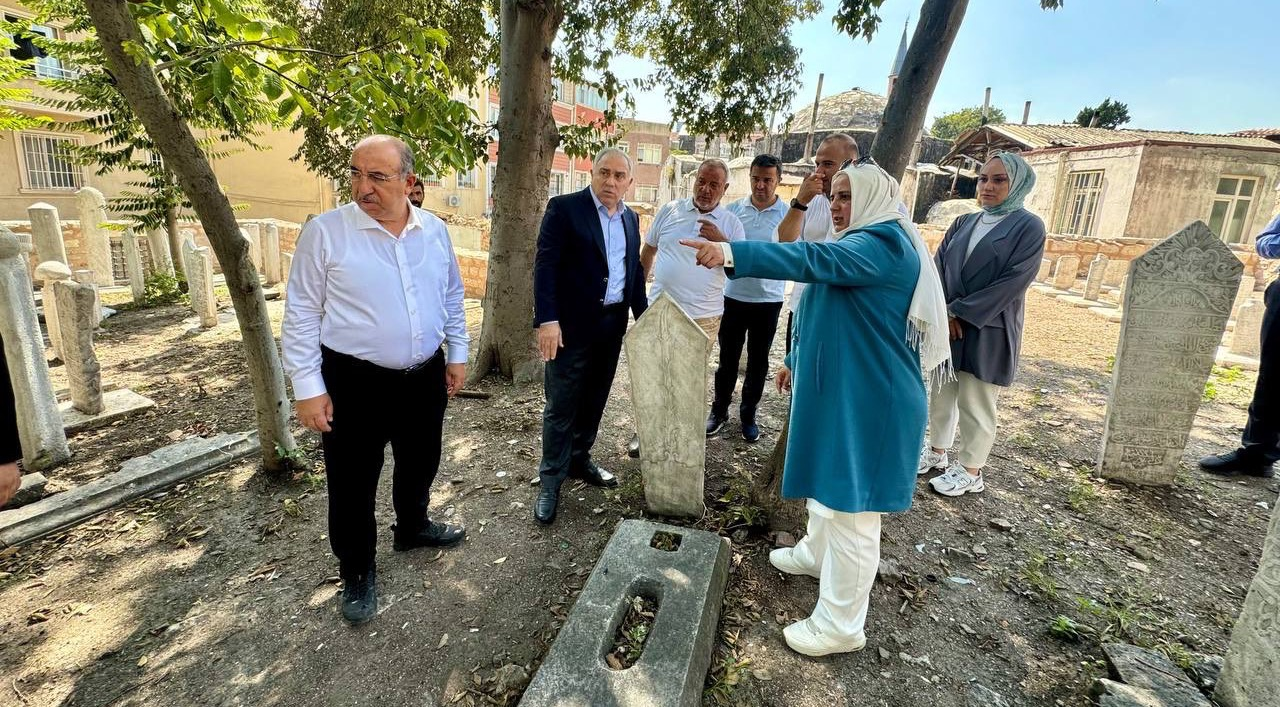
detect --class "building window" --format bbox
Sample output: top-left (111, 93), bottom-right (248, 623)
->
top-left (456, 168), bottom-right (477, 189)
top-left (1055, 170), bottom-right (1104, 237)
top-left (1208, 175), bottom-right (1258, 244)
top-left (487, 164), bottom-right (497, 203)
top-left (420, 171), bottom-right (442, 187)
top-left (20, 132), bottom-right (82, 190)
top-left (636, 185), bottom-right (658, 203)
top-left (637, 143), bottom-right (663, 164)
top-left (550, 78), bottom-right (570, 103)
top-left (487, 103), bottom-right (499, 140)
top-left (718, 142), bottom-right (731, 158)
top-left (575, 172), bottom-right (590, 191)
top-left (574, 84), bottom-right (608, 110)
top-left (617, 143), bottom-right (629, 154)
top-left (6, 17), bottom-right (73, 79)
top-left (549, 172), bottom-right (567, 196)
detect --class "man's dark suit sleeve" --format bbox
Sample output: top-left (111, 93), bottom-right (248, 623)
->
top-left (533, 197), bottom-right (562, 327)
top-left (629, 212), bottom-right (647, 321)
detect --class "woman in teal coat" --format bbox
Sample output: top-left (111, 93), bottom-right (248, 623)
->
top-left (683, 163), bottom-right (951, 657)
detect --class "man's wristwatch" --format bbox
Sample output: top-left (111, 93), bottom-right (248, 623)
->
top-left (789, 198), bottom-right (809, 211)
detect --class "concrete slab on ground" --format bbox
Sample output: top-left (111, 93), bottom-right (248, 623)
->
top-left (0, 431), bottom-right (259, 549)
top-left (1088, 307), bottom-right (1124, 323)
top-left (1215, 347), bottom-right (1259, 372)
top-left (520, 519), bottom-right (730, 707)
top-left (60, 388), bottom-right (156, 434)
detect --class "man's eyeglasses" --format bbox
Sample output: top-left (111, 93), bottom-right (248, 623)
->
top-left (348, 168), bottom-right (402, 184)
top-left (840, 154), bottom-right (877, 170)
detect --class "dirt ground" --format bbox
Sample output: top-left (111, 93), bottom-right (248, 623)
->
top-left (0, 288), bottom-right (1273, 707)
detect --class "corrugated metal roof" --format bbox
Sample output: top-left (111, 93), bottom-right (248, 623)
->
top-left (987, 124), bottom-right (1280, 151)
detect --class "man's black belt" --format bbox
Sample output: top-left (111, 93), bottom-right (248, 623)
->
top-left (321, 345), bottom-right (443, 375)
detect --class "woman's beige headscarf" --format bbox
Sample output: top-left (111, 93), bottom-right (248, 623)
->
top-left (834, 163), bottom-right (953, 384)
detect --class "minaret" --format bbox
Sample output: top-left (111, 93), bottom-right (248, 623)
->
top-left (887, 18), bottom-right (910, 98)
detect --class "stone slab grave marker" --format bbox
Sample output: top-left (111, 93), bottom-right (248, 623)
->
top-left (1103, 258), bottom-right (1129, 288)
top-left (240, 223), bottom-right (263, 275)
top-left (76, 187), bottom-right (114, 287)
top-left (0, 227), bottom-right (70, 470)
top-left (145, 227), bottom-right (175, 277)
top-left (27, 202), bottom-right (67, 266)
top-left (1084, 254), bottom-right (1108, 301)
top-left (280, 252), bottom-right (293, 293)
top-left (263, 223), bottom-right (283, 285)
top-left (1216, 489), bottom-right (1280, 707)
top-left (71, 270), bottom-right (103, 325)
top-left (625, 293), bottom-right (708, 518)
top-left (1052, 254), bottom-right (1079, 291)
top-left (1036, 257), bottom-right (1052, 283)
top-left (183, 240), bottom-right (218, 328)
top-left (120, 227), bottom-right (146, 301)
top-left (1230, 298), bottom-right (1264, 359)
top-left (520, 519), bottom-right (730, 707)
top-left (1098, 221), bottom-right (1242, 485)
top-left (34, 260), bottom-right (73, 359)
top-left (51, 279), bottom-right (102, 416)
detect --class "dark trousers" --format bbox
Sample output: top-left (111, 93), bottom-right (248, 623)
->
top-left (539, 305), bottom-right (628, 486)
top-left (320, 346), bottom-right (447, 578)
top-left (0, 334), bottom-right (19, 465)
top-left (1242, 278), bottom-right (1280, 463)
top-left (712, 296), bottom-right (783, 423)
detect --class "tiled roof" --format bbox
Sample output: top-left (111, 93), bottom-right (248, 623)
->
top-left (1230, 128), bottom-right (1280, 139)
top-left (983, 124), bottom-right (1280, 151)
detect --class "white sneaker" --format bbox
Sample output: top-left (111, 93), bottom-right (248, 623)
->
top-left (769, 547), bottom-right (820, 579)
top-left (918, 446), bottom-right (948, 475)
top-left (783, 618), bottom-right (867, 657)
top-left (930, 462), bottom-right (985, 497)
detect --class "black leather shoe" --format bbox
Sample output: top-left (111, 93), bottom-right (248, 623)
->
top-left (341, 567), bottom-right (377, 624)
top-left (627, 434), bottom-right (641, 458)
top-left (534, 485), bottom-right (560, 525)
top-left (393, 520), bottom-right (467, 551)
top-left (742, 420), bottom-right (760, 443)
top-left (1199, 449), bottom-right (1275, 478)
top-left (572, 461), bottom-right (618, 488)
top-left (706, 412), bottom-right (727, 436)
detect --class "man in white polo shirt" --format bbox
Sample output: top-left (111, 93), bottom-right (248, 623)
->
top-left (629, 158), bottom-right (744, 458)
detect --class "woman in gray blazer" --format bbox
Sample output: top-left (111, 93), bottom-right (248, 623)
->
top-left (919, 152), bottom-right (1046, 496)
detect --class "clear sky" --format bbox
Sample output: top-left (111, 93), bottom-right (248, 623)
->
top-left (613, 0), bottom-right (1277, 135)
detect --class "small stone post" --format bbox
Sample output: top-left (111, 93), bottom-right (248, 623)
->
top-left (52, 279), bottom-right (103, 415)
top-left (76, 187), bottom-right (115, 287)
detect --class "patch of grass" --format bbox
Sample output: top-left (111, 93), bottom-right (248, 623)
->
top-left (1076, 592), bottom-right (1150, 643)
top-left (1203, 380), bottom-right (1219, 402)
top-left (1020, 552), bottom-right (1060, 600)
top-left (1105, 355), bottom-right (1115, 373)
top-left (1030, 462), bottom-right (1054, 480)
top-left (607, 594), bottom-right (657, 669)
top-left (1006, 431), bottom-right (1035, 448)
top-left (703, 651), bottom-right (752, 705)
top-left (1047, 614), bottom-right (1092, 643)
top-left (1212, 365), bottom-right (1244, 384)
top-left (1068, 472), bottom-right (1100, 513)
top-left (1154, 640), bottom-right (1195, 670)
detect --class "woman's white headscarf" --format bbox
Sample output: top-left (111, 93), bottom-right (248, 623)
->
top-left (834, 163), bottom-right (953, 384)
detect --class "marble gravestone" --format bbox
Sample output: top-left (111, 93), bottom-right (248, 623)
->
top-left (240, 223), bottom-right (263, 275)
top-left (1098, 221), bottom-right (1242, 485)
top-left (120, 228), bottom-right (146, 301)
top-left (0, 228), bottom-right (70, 470)
top-left (1052, 255), bottom-right (1079, 291)
top-left (1103, 258), bottom-right (1129, 288)
top-left (71, 270), bottom-right (102, 326)
top-left (263, 223), bottom-right (283, 286)
top-left (27, 202), bottom-right (67, 266)
top-left (1230, 298), bottom-right (1264, 359)
top-left (145, 227), bottom-right (175, 278)
top-left (51, 280), bottom-right (103, 415)
top-left (34, 260), bottom-right (73, 359)
top-left (76, 187), bottom-right (115, 287)
top-left (1084, 254), bottom-right (1108, 301)
top-left (1036, 257), bottom-right (1052, 283)
top-left (625, 293), bottom-right (709, 518)
top-left (1216, 492), bottom-right (1280, 707)
top-left (183, 240), bottom-right (218, 328)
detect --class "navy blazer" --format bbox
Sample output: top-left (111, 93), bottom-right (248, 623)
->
top-left (533, 188), bottom-right (647, 342)
top-left (934, 209), bottom-right (1046, 386)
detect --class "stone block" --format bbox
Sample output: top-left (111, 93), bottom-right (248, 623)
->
top-left (1085, 254), bottom-right (1108, 301)
top-left (76, 187), bottom-right (114, 287)
top-left (60, 388), bottom-right (156, 433)
top-left (120, 227), bottom-right (146, 301)
top-left (1230, 298), bottom-right (1263, 358)
top-left (0, 432), bottom-right (259, 549)
top-left (27, 202), bottom-right (67, 266)
top-left (1052, 255), bottom-right (1080, 290)
top-left (1036, 257), bottom-right (1052, 283)
top-left (1102, 643), bottom-right (1211, 707)
top-left (520, 520), bottom-right (730, 707)
top-left (51, 280), bottom-right (103, 415)
top-left (1216, 492), bottom-right (1280, 707)
top-left (2, 473), bottom-right (48, 509)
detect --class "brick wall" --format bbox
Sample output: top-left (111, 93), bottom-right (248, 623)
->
top-left (454, 248), bottom-right (489, 299)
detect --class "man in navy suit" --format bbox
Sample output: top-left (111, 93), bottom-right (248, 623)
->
top-left (532, 147), bottom-right (647, 524)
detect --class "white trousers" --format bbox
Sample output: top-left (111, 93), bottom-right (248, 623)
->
top-left (790, 500), bottom-right (881, 640)
top-left (928, 371), bottom-right (1001, 469)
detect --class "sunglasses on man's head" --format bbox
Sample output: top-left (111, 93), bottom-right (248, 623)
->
top-left (840, 154), bottom-right (877, 169)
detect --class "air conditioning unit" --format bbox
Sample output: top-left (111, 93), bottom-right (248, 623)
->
top-left (447, 195), bottom-right (461, 207)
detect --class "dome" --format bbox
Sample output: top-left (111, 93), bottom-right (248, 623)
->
top-left (784, 88), bottom-right (888, 134)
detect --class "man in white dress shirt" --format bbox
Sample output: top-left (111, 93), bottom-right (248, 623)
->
top-left (282, 135), bottom-right (469, 624)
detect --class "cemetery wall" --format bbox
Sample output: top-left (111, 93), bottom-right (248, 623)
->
top-left (1126, 144), bottom-right (1280, 241)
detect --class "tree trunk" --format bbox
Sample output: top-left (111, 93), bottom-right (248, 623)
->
top-left (84, 0), bottom-right (296, 471)
top-left (468, 0), bottom-right (563, 385)
top-left (165, 202), bottom-right (184, 279)
top-left (751, 414), bottom-right (806, 533)
top-left (870, 0), bottom-right (969, 181)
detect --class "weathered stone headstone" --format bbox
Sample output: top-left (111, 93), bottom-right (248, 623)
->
top-left (625, 293), bottom-right (708, 518)
top-left (1230, 298), bottom-right (1264, 359)
top-left (51, 280), bottom-right (102, 416)
top-left (27, 202), bottom-right (67, 266)
top-left (120, 228), bottom-right (146, 301)
top-left (1052, 255), bottom-right (1080, 290)
top-left (263, 222), bottom-right (283, 285)
top-left (0, 228), bottom-right (70, 470)
top-left (178, 229), bottom-right (197, 276)
top-left (183, 240), bottom-right (218, 328)
top-left (1098, 221), bottom-right (1242, 485)
top-left (1084, 254), bottom-right (1108, 301)
top-left (34, 260), bottom-right (73, 359)
top-left (76, 187), bottom-right (114, 287)
top-left (1216, 492), bottom-right (1280, 707)
top-left (280, 252), bottom-right (293, 293)
top-left (1036, 257), bottom-right (1052, 283)
top-left (1234, 276), bottom-right (1257, 312)
top-left (145, 227), bottom-right (175, 278)
top-left (521, 520), bottom-right (730, 707)
top-left (1104, 258), bottom-right (1129, 288)
top-left (70, 270), bottom-right (102, 327)
top-left (240, 223), bottom-right (263, 275)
